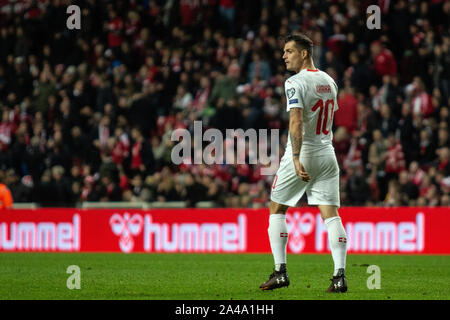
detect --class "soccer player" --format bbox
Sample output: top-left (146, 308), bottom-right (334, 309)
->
top-left (259, 34), bottom-right (348, 293)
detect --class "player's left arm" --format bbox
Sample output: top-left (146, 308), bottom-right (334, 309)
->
top-left (289, 108), bottom-right (310, 182)
top-left (289, 108), bottom-right (303, 157)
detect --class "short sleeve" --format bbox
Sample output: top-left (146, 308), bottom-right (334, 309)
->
top-left (333, 81), bottom-right (339, 111)
top-left (285, 78), bottom-right (304, 111)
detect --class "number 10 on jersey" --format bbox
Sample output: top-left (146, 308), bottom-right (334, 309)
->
top-left (312, 99), bottom-right (334, 135)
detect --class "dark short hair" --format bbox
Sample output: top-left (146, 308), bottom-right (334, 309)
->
top-left (285, 34), bottom-right (313, 57)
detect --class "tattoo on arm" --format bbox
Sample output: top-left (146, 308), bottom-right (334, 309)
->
top-left (289, 108), bottom-right (303, 157)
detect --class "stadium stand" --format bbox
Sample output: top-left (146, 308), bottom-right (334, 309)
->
top-left (0, 0), bottom-right (449, 208)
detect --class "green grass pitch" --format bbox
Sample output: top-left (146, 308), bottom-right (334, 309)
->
top-left (1, 253), bottom-right (449, 300)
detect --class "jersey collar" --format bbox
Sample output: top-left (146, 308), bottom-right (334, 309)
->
top-left (299, 68), bottom-right (319, 75)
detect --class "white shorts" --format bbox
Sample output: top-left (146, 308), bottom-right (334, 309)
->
top-left (270, 152), bottom-right (340, 208)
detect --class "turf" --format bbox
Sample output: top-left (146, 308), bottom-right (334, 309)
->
top-left (0, 253), bottom-right (449, 300)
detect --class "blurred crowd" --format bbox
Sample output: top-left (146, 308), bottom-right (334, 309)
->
top-left (0, 0), bottom-right (449, 208)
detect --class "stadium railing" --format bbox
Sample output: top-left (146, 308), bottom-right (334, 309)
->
top-left (80, 201), bottom-right (186, 209)
top-left (11, 203), bottom-right (38, 209)
top-left (80, 201), bottom-right (151, 209)
top-left (195, 201), bottom-right (217, 208)
top-left (10, 201), bottom-right (218, 209)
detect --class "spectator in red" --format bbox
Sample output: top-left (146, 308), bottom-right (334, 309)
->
top-left (111, 127), bottom-right (130, 168)
top-left (80, 175), bottom-right (98, 202)
top-left (334, 81), bottom-right (358, 134)
top-left (343, 134), bottom-right (363, 172)
top-left (409, 161), bottom-right (425, 187)
top-left (180, 0), bottom-right (201, 28)
top-left (370, 40), bottom-right (397, 78)
top-left (385, 134), bottom-right (406, 176)
top-left (326, 25), bottom-right (347, 59)
top-left (418, 174), bottom-right (434, 199)
top-left (333, 127), bottom-right (351, 167)
top-left (141, 57), bottom-right (159, 85)
top-left (107, 9), bottom-right (124, 50)
top-left (405, 77), bottom-right (434, 118)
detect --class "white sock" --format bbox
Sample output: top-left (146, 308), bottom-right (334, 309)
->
top-left (324, 216), bottom-right (347, 276)
top-left (268, 214), bottom-right (288, 271)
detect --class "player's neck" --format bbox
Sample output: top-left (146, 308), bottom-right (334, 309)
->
top-left (296, 60), bottom-right (316, 73)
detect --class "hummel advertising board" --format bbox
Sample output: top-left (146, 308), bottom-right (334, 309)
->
top-left (0, 208), bottom-right (449, 254)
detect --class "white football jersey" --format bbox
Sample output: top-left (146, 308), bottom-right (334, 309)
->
top-left (284, 68), bottom-right (339, 157)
